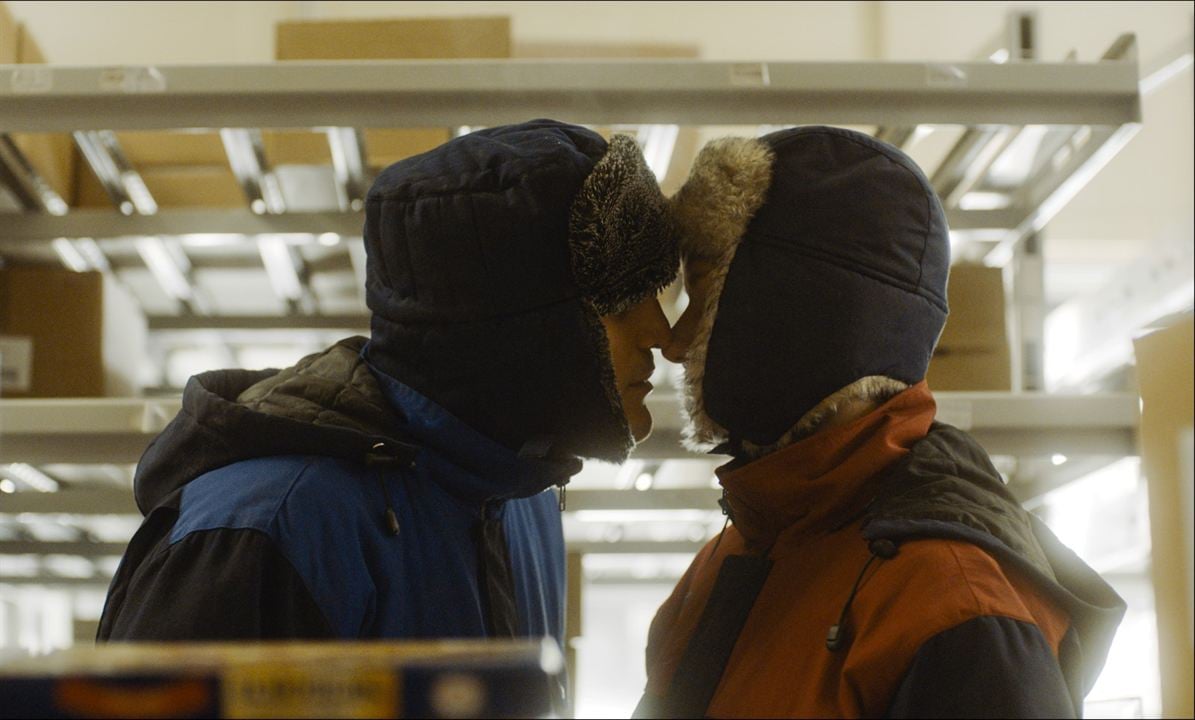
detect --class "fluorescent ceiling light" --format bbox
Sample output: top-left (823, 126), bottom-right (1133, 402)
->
top-left (136, 237), bottom-right (193, 301)
top-left (1140, 50), bottom-right (1193, 96)
top-left (958, 191), bottom-right (1012, 211)
top-left (121, 172), bottom-right (158, 215)
top-left (73, 238), bottom-right (111, 272)
top-left (258, 236), bottom-right (304, 301)
top-left (5, 464), bottom-right (59, 492)
top-left (50, 238), bottom-right (90, 272)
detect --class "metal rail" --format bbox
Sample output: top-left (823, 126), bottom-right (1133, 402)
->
top-left (0, 56), bottom-right (1141, 131)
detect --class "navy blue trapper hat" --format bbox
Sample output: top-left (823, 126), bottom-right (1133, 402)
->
top-left (671, 125), bottom-right (950, 454)
top-left (363, 119), bottom-right (678, 462)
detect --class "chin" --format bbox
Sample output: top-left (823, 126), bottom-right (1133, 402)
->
top-left (628, 409), bottom-right (654, 443)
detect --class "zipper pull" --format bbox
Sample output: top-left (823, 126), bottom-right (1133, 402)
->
top-left (558, 482), bottom-right (567, 512)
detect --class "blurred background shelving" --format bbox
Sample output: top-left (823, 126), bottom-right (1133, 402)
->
top-left (0, 3), bottom-right (1191, 718)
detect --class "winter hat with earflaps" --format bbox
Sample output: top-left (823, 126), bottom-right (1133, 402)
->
top-left (364, 119), bottom-right (678, 463)
top-left (672, 125), bottom-right (951, 458)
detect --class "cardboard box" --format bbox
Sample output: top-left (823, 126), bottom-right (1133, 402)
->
top-left (4, 8), bottom-right (77, 206)
top-left (75, 163), bottom-right (247, 210)
top-left (0, 265), bottom-right (145, 397)
top-left (0, 639), bottom-right (560, 719)
top-left (1134, 317), bottom-right (1194, 718)
top-left (114, 130), bottom-right (230, 167)
top-left (271, 17), bottom-right (511, 170)
top-left (926, 263), bottom-right (1011, 391)
top-left (275, 16), bottom-right (510, 61)
top-left (0, 1), bottom-right (17, 64)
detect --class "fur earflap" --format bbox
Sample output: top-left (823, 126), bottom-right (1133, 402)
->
top-left (569, 134), bottom-right (679, 317)
top-left (671, 137), bottom-right (774, 451)
top-left (739, 376), bottom-right (910, 458)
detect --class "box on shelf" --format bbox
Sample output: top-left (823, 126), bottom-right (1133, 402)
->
top-left (0, 639), bottom-right (561, 719)
top-left (926, 263), bottom-right (1011, 391)
top-left (2, 4), bottom-right (77, 206)
top-left (275, 16), bottom-right (510, 60)
top-left (74, 162), bottom-right (247, 210)
top-left (0, 265), bottom-right (145, 398)
top-left (113, 130), bottom-right (231, 167)
top-left (0, 1), bottom-right (16, 64)
top-left (271, 16), bottom-right (511, 169)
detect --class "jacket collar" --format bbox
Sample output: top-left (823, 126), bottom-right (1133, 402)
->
top-left (364, 345), bottom-right (580, 507)
top-left (716, 382), bottom-right (936, 549)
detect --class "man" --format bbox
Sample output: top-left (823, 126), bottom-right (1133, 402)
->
top-left (98, 120), bottom-right (676, 654)
top-left (637, 126), bottom-right (1125, 718)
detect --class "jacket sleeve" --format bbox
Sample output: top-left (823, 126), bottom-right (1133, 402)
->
top-left (885, 615), bottom-right (1076, 719)
top-left (98, 527), bottom-right (333, 641)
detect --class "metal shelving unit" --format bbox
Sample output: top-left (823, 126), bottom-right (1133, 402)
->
top-left (0, 391), bottom-right (1141, 589)
top-left (0, 392), bottom-right (1141, 466)
top-left (0, 28), bottom-right (1151, 591)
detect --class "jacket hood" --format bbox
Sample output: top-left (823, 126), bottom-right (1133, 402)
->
top-left (863, 424), bottom-right (1127, 699)
top-left (133, 337), bottom-right (418, 514)
top-left (716, 400), bottom-right (1124, 700)
top-left (671, 126), bottom-right (949, 453)
top-left (364, 119), bottom-right (678, 463)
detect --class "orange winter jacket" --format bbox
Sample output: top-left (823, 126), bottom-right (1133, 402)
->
top-left (635, 383), bottom-right (1125, 718)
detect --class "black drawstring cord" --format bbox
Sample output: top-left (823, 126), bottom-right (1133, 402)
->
top-left (707, 488), bottom-right (735, 558)
top-left (516, 436), bottom-right (581, 513)
top-left (826, 538), bottom-right (899, 651)
top-left (377, 474), bottom-right (400, 536)
top-left (367, 440), bottom-right (414, 537)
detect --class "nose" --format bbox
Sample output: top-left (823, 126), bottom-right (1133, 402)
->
top-left (643, 296), bottom-right (673, 351)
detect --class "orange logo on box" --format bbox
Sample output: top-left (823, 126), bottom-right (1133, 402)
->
top-left (54, 678), bottom-right (214, 719)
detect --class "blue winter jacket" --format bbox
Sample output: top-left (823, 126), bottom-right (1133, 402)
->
top-left (98, 338), bottom-right (569, 646)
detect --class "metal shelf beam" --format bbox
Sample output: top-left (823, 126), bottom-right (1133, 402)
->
top-left (0, 210), bottom-right (366, 242)
top-left (0, 208), bottom-right (1019, 245)
top-left (0, 392), bottom-right (1139, 464)
top-left (0, 57), bottom-right (1141, 131)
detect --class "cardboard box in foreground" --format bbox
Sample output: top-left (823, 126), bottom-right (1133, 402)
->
top-left (0, 639), bottom-right (561, 719)
top-left (1134, 316), bottom-right (1194, 719)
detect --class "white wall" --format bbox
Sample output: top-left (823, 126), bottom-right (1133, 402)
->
top-left (6, 1), bottom-right (294, 64)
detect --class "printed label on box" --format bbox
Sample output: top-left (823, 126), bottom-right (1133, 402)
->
top-left (0, 336), bottom-right (33, 393)
top-left (222, 665), bottom-right (398, 719)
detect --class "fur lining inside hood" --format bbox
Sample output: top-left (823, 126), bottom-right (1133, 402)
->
top-left (670, 137), bottom-right (774, 452)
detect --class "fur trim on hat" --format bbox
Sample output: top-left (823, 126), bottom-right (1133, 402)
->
top-left (670, 137), bottom-right (775, 451)
top-left (739, 375), bottom-right (910, 458)
top-left (569, 134), bottom-right (680, 317)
